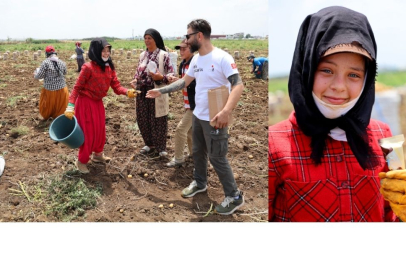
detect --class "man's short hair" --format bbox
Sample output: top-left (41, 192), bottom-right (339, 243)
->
top-left (187, 19), bottom-right (211, 39)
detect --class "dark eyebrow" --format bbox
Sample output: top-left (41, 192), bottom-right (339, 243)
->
top-left (350, 66), bottom-right (365, 72)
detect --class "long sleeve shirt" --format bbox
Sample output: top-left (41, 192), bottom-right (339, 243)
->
top-left (133, 48), bottom-right (174, 88)
top-left (268, 111), bottom-right (396, 222)
top-left (75, 47), bottom-right (85, 59)
top-left (252, 57), bottom-right (267, 72)
top-left (34, 58), bottom-right (67, 90)
top-left (69, 61), bottom-right (127, 104)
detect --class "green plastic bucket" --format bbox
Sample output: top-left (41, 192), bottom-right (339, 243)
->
top-left (49, 115), bottom-right (84, 149)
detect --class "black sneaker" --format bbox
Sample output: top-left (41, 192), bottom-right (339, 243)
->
top-left (214, 192), bottom-right (245, 215)
top-left (181, 180), bottom-right (207, 198)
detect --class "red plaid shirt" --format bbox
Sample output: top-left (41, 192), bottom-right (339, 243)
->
top-left (69, 61), bottom-right (127, 104)
top-left (269, 112), bottom-right (396, 222)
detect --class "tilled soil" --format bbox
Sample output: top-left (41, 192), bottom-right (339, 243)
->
top-left (0, 48), bottom-right (268, 222)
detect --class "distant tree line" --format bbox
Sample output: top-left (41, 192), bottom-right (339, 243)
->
top-left (81, 37), bottom-right (120, 42)
top-left (25, 38), bottom-right (60, 44)
top-left (22, 37), bottom-right (120, 44)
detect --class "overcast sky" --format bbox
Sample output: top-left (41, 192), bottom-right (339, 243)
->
top-left (0, 0), bottom-right (267, 40)
top-left (269, 0), bottom-right (406, 77)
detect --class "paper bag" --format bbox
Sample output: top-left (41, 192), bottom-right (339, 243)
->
top-left (154, 84), bottom-right (169, 118)
top-left (153, 50), bottom-right (169, 118)
top-left (208, 85), bottom-right (233, 127)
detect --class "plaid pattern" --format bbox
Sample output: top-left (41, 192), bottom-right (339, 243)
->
top-left (269, 112), bottom-right (396, 222)
top-left (34, 58), bottom-right (67, 90)
top-left (69, 61), bottom-right (127, 104)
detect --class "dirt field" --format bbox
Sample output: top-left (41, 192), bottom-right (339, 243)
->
top-left (0, 47), bottom-right (268, 222)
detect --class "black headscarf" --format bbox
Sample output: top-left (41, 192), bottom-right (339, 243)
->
top-left (144, 28), bottom-right (166, 51)
top-left (288, 6), bottom-right (378, 170)
top-left (88, 37), bottom-right (115, 71)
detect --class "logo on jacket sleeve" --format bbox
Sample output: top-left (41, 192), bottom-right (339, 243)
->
top-left (231, 63), bottom-right (237, 69)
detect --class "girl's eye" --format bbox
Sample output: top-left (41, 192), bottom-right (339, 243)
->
top-left (349, 73), bottom-right (360, 78)
top-left (321, 69), bottom-right (332, 74)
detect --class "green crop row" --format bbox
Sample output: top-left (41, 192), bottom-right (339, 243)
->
top-left (0, 39), bottom-right (268, 53)
top-left (376, 70), bottom-right (406, 87)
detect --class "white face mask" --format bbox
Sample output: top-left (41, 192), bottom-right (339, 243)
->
top-left (312, 91), bottom-right (361, 119)
top-left (102, 57), bottom-right (109, 62)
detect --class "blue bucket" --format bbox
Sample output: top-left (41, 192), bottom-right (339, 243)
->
top-left (49, 115), bottom-right (84, 149)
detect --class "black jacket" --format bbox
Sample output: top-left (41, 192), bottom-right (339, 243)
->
top-left (179, 56), bottom-right (196, 110)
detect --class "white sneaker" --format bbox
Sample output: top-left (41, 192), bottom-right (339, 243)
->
top-left (165, 157), bottom-right (185, 167)
top-left (140, 146), bottom-right (151, 154)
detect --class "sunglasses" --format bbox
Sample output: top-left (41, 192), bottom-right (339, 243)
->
top-left (185, 32), bottom-right (199, 40)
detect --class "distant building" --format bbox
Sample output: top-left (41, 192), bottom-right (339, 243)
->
top-left (211, 35), bottom-right (227, 39)
top-left (233, 33), bottom-right (244, 39)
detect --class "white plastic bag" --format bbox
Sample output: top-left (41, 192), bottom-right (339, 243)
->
top-left (147, 61), bottom-right (157, 74)
top-left (169, 52), bottom-right (178, 74)
top-left (379, 134), bottom-right (405, 170)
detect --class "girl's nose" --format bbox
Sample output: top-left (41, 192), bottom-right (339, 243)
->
top-left (331, 75), bottom-right (346, 92)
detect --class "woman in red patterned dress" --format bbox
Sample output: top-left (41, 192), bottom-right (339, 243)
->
top-left (64, 38), bottom-right (136, 174)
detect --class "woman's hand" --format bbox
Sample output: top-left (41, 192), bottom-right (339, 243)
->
top-left (64, 104), bottom-right (75, 120)
top-left (149, 70), bottom-right (164, 81)
top-left (127, 89), bottom-right (141, 98)
top-left (127, 89), bottom-right (136, 98)
top-left (130, 78), bottom-right (137, 89)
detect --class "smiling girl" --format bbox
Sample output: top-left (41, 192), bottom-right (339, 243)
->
top-left (64, 38), bottom-right (135, 174)
top-left (268, 6), bottom-right (397, 222)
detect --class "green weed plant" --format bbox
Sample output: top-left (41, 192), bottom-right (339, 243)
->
top-left (45, 171), bottom-right (102, 221)
top-left (10, 125), bottom-right (29, 136)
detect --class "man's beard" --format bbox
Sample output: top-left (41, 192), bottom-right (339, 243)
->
top-left (189, 39), bottom-right (200, 53)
